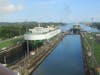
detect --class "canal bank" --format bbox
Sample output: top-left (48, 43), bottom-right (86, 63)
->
top-left (80, 32), bottom-right (97, 75)
top-left (81, 32), bottom-right (100, 75)
top-left (32, 35), bottom-right (85, 75)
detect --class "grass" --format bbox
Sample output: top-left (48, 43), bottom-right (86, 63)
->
top-left (89, 57), bottom-right (95, 68)
top-left (86, 33), bottom-right (100, 65)
top-left (82, 34), bottom-right (95, 68)
top-left (0, 41), bottom-right (14, 49)
top-left (93, 42), bottom-right (100, 64)
top-left (0, 38), bottom-right (23, 50)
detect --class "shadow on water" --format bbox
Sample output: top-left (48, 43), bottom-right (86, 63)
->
top-left (32, 35), bottom-right (86, 75)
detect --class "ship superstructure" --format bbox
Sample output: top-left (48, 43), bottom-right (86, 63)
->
top-left (24, 25), bottom-right (61, 40)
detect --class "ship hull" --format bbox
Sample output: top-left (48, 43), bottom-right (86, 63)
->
top-left (24, 29), bottom-right (61, 40)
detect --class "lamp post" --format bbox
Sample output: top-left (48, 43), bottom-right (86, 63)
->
top-left (26, 40), bottom-right (30, 56)
top-left (4, 55), bottom-right (7, 66)
top-left (25, 25), bottom-right (30, 57)
top-left (24, 26), bottom-right (30, 73)
top-left (26, 26), bottom-right (30, 64)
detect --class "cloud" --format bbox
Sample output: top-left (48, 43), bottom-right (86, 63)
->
top-left (0, 0), bottom-right (24, 14)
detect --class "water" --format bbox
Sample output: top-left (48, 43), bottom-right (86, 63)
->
top-left (32, 35), bottom-right (85, 75)
top-left (80, 24), bottom-right (100, 32)
top-left (61, 23), bottom-right (73, 32)
top-left (61, 23), bottom-right (100, 32)
top-left (31, 23), bottom-right (99, 75)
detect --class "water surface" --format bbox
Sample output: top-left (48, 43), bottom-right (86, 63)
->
top-left (32, 35), bottom-right (85, 75)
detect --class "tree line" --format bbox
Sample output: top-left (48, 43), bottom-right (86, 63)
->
top-left (0, 22), bottom-right (66, 40)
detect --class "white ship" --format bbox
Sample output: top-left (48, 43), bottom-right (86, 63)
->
top-left (24, 25), bottom-right (61, 40)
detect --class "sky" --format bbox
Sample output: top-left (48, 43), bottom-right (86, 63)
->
top-left (0, 0), bottom-right (100, 22)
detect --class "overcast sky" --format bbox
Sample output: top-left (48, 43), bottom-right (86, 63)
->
top-left (0, 0), bottom-right (100, 22)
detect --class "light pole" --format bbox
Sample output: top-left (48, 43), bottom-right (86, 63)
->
top-left (4, 55), bottom-right (7, 66)
top-left (26, 40), bottom-right (30, 56)
top-left (25, 25), bottom-right (30, 57)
